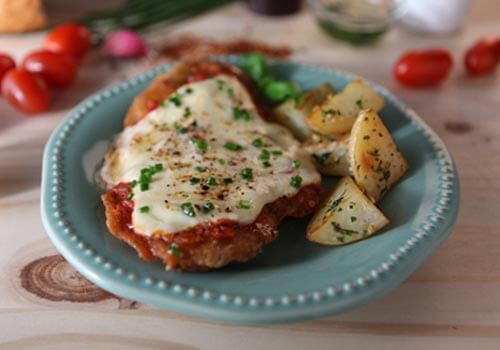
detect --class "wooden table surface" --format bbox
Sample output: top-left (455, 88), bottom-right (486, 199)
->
top-left (1, 1), bottom-right (499, 349)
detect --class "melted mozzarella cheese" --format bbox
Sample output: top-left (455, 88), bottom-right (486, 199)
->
top-left (101, 75), bottom-right (320, 236)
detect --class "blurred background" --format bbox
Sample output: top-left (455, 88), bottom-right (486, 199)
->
top-left (0, 2), bottom-right (499, 348)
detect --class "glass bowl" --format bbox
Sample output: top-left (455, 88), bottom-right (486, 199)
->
top-left (308, 0), bottom-right (406, 44)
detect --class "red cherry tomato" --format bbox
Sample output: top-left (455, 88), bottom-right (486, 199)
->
top-left (493, 38), bottom-right (500, 60)
top-left (22, 50), bottom-right (77, 88)
top-left (464, 38), bottom-right (499, 76)
top-left (488, 38), bottom-right (500, 61)
top-left (44, 23), bottom-right (91, 60)
top-left (0, 52), bottom-right (15, 84)
top-left (394, 49), bottom-right (453, 87)
top-left (1, 69), bottom-right (51, 114)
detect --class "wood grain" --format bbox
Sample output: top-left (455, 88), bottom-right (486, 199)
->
top-left (0, 0), bottom-right (499, 349)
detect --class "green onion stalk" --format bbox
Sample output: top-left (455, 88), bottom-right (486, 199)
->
top-left (77, 0), bottom-right (236, 45)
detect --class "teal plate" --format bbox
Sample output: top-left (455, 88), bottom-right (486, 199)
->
top-left (41, 56), bottom-right (459, 324)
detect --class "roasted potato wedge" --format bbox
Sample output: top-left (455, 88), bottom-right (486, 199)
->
top-left (273, 83), bottom-right (335, 141)
top-left (306, 80), bottom-right (384, 136)
top-left (350, 109), bottom-right (408, 202)
top-left (302, 132), bottom-right (351, 176)
top-left (307, 176), bottom-right (389, 245)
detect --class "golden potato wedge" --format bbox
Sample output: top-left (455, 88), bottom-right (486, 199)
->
top-left (273, 83), bottom-right (335, 141)
top-left (350, 109), bottom-right (409, 202)
top-left (306, 80), bottom-right (384, 136)
top-left (307, 176), bottom-right (389, 245)
top-left (302, 132), bottom-right (351, 176)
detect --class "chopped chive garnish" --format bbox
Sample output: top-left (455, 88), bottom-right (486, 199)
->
top-left (271, 150), bottom-right (283, 156)
top-left (224, 142), bottom-right (243, 151)
top-left (290, 175), bottom-right (302, 189)
top-left (232, 107), bottom-right (251, 121)
top-left (135, 164), bottom-right (164, 192)
top-left (218, 158), bottom-right (226, 165)
top-left (206, 177), bottom-right (217, 186)
top-left (180, 202), bottom-right (196, 217)
top-left (139, 206), bottom-right (150, 213)
top-left (227, 87), bottom-right (235, 98)
top-left (329, 193), bottom-right (345, 212)
top-left (174, 123), bottom-right (187, 134)
top-left (332, 221), bottom-right (359, 236)
top-left (140, 172), bottom-right (150, 181)
top-left (168, 243), bottom-right (183, 257)
top-left (262, 161), bottom-right (272, 168)
top-left (195, 166), bottom-right (206, 172)
top-left (223, 177), bottom-right (233, 184)
top-left (322, 109), bottom-right (341, 118)
top-left (183, 106), bottom-right (192, 118)
top-left (202, 202), bottom-right (215, 214)
top-left (240, 168), bottom-right (253, 181)
top-left (312, 152), bottom-right (331, 165)
top-left (190, 137), bottom-right (208, 152)
top-left (169, 93), bottom-right (182, 106)
top-left (216, 79), bottom-right (225, 90)
top-left (189, 177), bottom-right (201, 185)
top-left (356, 99), bottom-right (364, 109)
top-left (185, 88), bottom-right (193, 94)
top-left (252, 138), bottom-right (263, 148)
top-left (127, 192), bottom-right (134, 200)
top-left (292, 160), bottom-right (301, 169)
top-left (259, 149), bottom-right (270, 161)
top-left (368, 148), bottom-right (380, 157)
top-left (238, 200), bottom-right (251, 209)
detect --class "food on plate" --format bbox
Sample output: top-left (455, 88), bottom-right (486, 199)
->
top-left (393, 48), bottom-right (453, 87)
top-left (273, 83), bottom-right (335, 141)
top-left (100, 60), bottom-right (322, 271)
top-left (302, 132), bottom-right (351, 176)
top-left (307, 176), bottom-right (389, 245)
top-left (99, 53), bottom-right (410, 270)
top-left (302, 109), bottom-right (408, 191)
top-left (350, 109), bottom-right (408, 202)
top-left (258, 59), bottom-right (408, 245)
top-left (1, 68), bottom-right (50, 114)
top-left (305, 80), bottom-right (384, 136)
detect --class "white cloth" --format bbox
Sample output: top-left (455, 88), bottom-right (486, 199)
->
top-left (399, 0), bottom-right (471, 35)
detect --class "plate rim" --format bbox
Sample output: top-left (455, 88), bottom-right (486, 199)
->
top-left (41, 56), bottom-right (460, 324)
